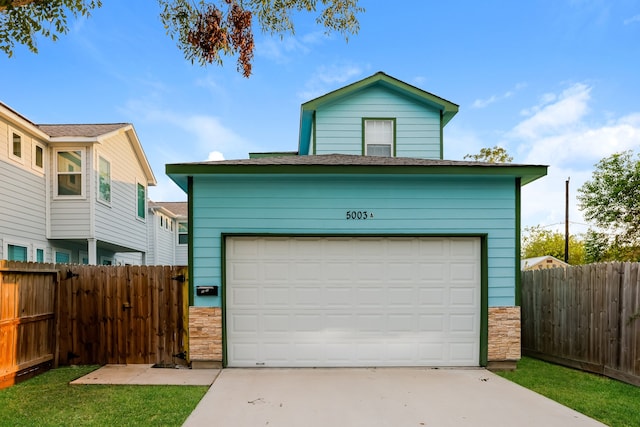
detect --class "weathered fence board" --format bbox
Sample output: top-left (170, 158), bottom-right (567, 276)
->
top-left (1, 261), bottom-right (188, 388)
top-left (522, 262), bottom-right (640, 387)
top-left (56, 264), bottom-right (187, 366)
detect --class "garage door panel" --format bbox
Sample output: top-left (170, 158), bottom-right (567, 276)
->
top-left (226, 236), bottom-right (480, 367)
top-left (418, 288), bottom-right (446, 306)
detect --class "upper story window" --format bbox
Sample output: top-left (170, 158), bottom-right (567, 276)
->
top-left (98, 156), bottom-right (111, 204)
top-left (56, 150), bottom-right (83, 197)
top-left (33, 143), bottom-right (44, 171)
top-left (137, 182), bottom-right (146, 220)
top-left (12, 133), bottom-right (21, 158)
top-left (364, 119), bottom-right (395, 157)
top-left (178, 221), bottom-right (188, 245)
top-left (56, 150), bottom-right (83, 196)
top-left (8, 129), bottom-right (25, 163)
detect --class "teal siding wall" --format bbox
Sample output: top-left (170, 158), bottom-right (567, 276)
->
top-left (314, 86), bottom-right (442, 158)
top-left (191, 174), bottom-right (517, 308)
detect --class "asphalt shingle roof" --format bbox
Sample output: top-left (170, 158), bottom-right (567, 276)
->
top-left (179, 153), bottom-right (535, 168)
top-left (150, 201), bottom-right (188, 217)
top-left (38, 123), bottom-right (130, 138)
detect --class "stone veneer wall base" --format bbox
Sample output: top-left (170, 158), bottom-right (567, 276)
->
top-left (487, 306), bottom-right (521, 370)
top-left (188, 307), bottom-right (222, 369)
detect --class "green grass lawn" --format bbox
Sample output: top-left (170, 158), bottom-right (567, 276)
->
top-left (497, 357), bottom-right (640, 427)
top-left (0, 366), bottom-right (209, 426)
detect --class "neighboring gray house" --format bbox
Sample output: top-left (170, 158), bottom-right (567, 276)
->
top-left (146, 201), bottom-right (188, 266)
top-left (0, 101), bottom-right (169, 265)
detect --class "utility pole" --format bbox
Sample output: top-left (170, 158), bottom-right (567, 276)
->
top-left (565, 177), bottom-right (570, 263)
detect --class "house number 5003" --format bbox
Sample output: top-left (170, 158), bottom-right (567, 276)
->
top-left (346, 211), bottom-right (373, 220)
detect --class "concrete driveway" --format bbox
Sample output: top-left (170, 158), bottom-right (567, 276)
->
top-left (183, 368), bottom-right (605, 427)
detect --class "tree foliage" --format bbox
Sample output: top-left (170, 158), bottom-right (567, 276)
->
top-left (521, 225), bottom-right (585, 265)
top-left (577, 150), bottom-right (640, 246)
top-left (583, 228), bottom-right (640, 263)
top-left (1, 0), bottom-right (363, 77)
top-left (159, 0), bottom-right (362, 77)
top-left (0, 0), bottom-right (101, 57)
top-left (464, 146), bottom-right (513, 163)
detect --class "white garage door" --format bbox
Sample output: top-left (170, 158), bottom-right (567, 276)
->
top-left (225, 236), bottom-right (481, 367)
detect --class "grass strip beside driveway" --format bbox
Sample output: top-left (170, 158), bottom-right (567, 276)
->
top-left (497, 357), bottom-right (640, 427)
top-left (0, 366), bottom-right (208, 426)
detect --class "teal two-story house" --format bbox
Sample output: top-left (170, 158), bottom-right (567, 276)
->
top-left (167, 72), bottom-right (547, 369)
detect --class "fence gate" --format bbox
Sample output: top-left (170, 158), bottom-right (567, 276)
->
top-left (57, 265), bottom-right (188, 366)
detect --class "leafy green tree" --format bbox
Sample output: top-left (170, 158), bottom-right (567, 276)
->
top-left (1, 0), bottom-right (363, 77)
top-left (577, 150), bottom-right (640, 246)
top-left (583, 229), bottom-right (640, 263)
top-left (583, 229), bottom-right (609, 263)
top-left (464, 146), bottom-right (513, 163)
top-left (521, 225), bottom-right (585, 265)
top-left (0, 0), bottom-right (101, 57)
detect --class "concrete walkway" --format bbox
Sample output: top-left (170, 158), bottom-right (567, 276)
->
top-left (71, 364), bottom-right (220, 386)
top-left (183, 368), bottom-right (605, 427)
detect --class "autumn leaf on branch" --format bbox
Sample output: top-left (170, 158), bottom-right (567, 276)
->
top-left (160, 0), bottom-right (363, 77)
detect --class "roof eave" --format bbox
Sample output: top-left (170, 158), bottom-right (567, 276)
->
top-left (166, 163), bottom-right (547, 189)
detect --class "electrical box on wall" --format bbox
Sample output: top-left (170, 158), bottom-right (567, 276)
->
top-left (196, 285), bottom-right (218, 296)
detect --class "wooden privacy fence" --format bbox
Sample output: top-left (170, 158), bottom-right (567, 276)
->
top-left (521, 262), bottom-right (640, 386)
top-left (0, 261), bottom-right (188, 388)
top-left (0, 262), bottom-right (58, 388)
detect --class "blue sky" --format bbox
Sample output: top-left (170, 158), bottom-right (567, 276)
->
top-left (2, 0), bottom-right (640, 235)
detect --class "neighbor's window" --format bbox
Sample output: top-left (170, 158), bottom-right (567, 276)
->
top-left (364, 119), bottom-right (394, 157)
top-left (55, 251), bottom-right (70, 264)
top-left (36, 248), bottom-right (44, 263)
top-left (178, 221), bottom-right (188, 245)
top-left (137, 183), bottom-right (146, 219)
top-left (8, 244), bottom-right (27, 262)
top-left (98, 156), bottom-right (111, 203)
top-left (12, 132), bottom-right (22, 158)
top-left (56, 150), bottom-right (83, 196)
top-left (33, 144), bottom-right (44, 170)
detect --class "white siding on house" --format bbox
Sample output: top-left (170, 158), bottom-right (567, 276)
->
top-left (93, 131), bottom-right (148, 252)
top-left (146, 212), bottom-right (176, 265)
top-left (314, 86), bottom-right (442, 159)
top-left (49, 144), bottom-right (92, 238)
top-left (0, 118), bottom-right (49, 261)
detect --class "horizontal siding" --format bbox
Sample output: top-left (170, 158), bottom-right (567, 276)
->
top-left (315, 86), bottom-right (442, 158)
top-left (50, 199), bottom-right (92, 237)
top-left (191, 174), bottom-right (517, 308)
top-left (0, 160), bottom-right (48, 256)
top-left (93, 132), bottom-right (148, 251)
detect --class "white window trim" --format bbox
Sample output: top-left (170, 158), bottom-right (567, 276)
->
top-left (35, 246), bottom-right (46, 263)
top-left (54, 248), bottom-right (72, 264)
top-left (54, 148), bottom-right (86, 199)
top-left (97, 154), bottom-right (112, 206)
top-left (3, 239), bottom-right (31, 262)
top-left (32, 141), bottom-right (46, 173)
top-left (136, 180), bottom-right (147, 222)
top-left (8, 127), bottom-right (26, 164)
top-left (363, 118), bottom-right (396, 157)
top-left (177, 221), bottom-right (188, 246)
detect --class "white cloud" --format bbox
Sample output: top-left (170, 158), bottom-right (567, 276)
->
top-left (297, 63), bottom-right (366, 101)
top-left (256, 31), bottom-right (328, 63)
top-left (207, 151), bottom-right (225, 161)
top-left (511, 83), bottom-right (591, 139)
top-left (472, 83), bottom-right (527, 109)
top-left (506, 83), bottom-right (640, 233)
top-left (623, 14), bottom-right (640, 25)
